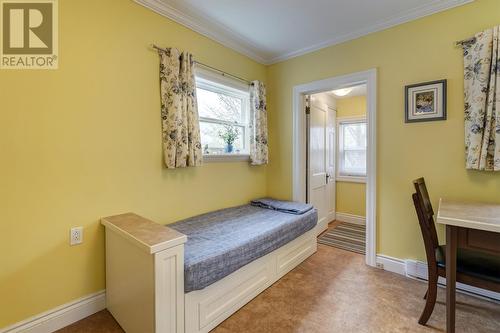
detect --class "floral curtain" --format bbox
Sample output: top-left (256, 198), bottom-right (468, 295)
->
top-left (249, 81), bottom-right (269, 165)
top-left (158, 48), bottom-right (202, 168)
top-left (463, 26), bottom-right (500, 171)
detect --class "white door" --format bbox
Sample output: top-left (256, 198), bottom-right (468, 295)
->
top-left (326, 107), bottom-right (336, 222)
top-left (308, 98), bottom-right (330, 235)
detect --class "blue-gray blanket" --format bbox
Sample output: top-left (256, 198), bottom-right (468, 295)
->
top-left (250, 198), bottom-right (313, 215)
top-left (169, 204), bottom-right (317, 292)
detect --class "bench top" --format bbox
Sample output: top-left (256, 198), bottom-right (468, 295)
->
top-left (101, 213), bottom-right (187, 254)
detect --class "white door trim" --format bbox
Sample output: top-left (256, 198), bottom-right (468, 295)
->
top-left (292, 69), bottom-right (377, 267)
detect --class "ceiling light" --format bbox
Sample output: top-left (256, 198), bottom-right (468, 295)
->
top-left (332, 88), bottom-right (353, 97)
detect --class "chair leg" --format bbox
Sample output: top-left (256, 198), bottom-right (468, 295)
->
top-left (419, 274), bottom-right (438, 325)
top-left (423, 290), bottom-right (428, 300)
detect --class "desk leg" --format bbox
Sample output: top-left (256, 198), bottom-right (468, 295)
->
top-left (446, 225), bottom-right (458, 333)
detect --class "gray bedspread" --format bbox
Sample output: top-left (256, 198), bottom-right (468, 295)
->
top-left (169, 204), bottom-right (318, 292)
top-left (251, 198), bottom-right (313, 215)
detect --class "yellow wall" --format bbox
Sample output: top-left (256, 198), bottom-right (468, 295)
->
top-left (3, 0), bottom-right (500, 328)
top-left (336, 95), bottom-right (366, 118)
top-left (335, 95), bottom-right (366, 217)
top-left (336, 182), bottom-right (366, 217)
top-left (0, 0), bottom-right (267, 327)
top-left (267, 0), bottom-right (500, 262)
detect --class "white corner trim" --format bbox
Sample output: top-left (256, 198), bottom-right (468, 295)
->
top-left (376, 255), bottom-right (500, 303)
top-left (335, 212), bottom-right (365, 225)
top-left (135, 0), bottom-right (473, 65)
top-left (0, 291), bottom-right (106, 333)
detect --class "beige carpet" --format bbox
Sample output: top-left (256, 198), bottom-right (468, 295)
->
top-left (57, 245), bottom-right (500, 333)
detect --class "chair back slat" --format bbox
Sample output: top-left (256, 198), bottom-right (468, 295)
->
top-left (412, 178), bottom-right (439, 265)
top-left (413, 178), bottom-right (434, 219)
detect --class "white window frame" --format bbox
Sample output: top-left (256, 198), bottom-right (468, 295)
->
top-left (195, 67), bottom-right (250, 162)
top-left (336, 116), bottom-right (367, 183)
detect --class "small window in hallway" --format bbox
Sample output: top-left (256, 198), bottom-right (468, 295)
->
top-left (338, 118), bottom-right (367, 179)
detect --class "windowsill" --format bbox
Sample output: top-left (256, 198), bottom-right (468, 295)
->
top-left (336, 175), bottom-right (366, 183)
top-left (203, 154), bottom-right (250, 162)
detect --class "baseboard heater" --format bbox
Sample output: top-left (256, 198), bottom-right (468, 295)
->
top-left (404, 259), bottom-right (500, 302)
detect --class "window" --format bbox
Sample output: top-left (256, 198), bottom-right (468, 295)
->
top-left (195, 69), bottom-right (250, 159)
top-left (337, 117), bottom-right (367, 181)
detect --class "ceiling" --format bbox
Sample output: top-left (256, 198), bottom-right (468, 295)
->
top-left (330, 84), bottom-right (367, 99)
top-left (136, 0), bottom-right (473, 64)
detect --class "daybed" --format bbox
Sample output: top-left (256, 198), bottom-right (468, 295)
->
top-left (101, 199), bottom-right (318, 333)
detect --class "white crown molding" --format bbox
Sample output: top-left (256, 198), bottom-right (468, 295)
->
top-left (268, 0), bottom-right (474, 63)
top-left (0, 291), bottom-right (105, 333)
top-left (134, 0), bottom-right (269, 64)
top-left (135, 0), bottom-right (473, 65)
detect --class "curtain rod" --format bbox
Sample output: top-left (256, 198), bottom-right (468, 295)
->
top-left (151, 44), bottom-right (253, 85)
top-left (455, 36), bottom-right (476, 47)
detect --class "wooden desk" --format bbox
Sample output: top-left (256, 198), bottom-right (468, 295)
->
top-left (436, 199), bottom-right (500, 333)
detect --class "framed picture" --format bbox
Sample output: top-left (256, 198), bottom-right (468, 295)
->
top-left (405, 79), bottom-right (447, 123)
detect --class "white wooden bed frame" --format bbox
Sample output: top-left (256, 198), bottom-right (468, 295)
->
top-left (101, 213), bottom-right (317, 333)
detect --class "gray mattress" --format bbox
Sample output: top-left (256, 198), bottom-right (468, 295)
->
top-left (169, 204), bottom-right (318, 292)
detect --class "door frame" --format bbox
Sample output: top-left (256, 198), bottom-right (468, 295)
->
top-left (292, 69), bottom-right (377, 267)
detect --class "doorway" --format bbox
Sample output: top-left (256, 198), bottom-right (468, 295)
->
top-left (310, 85), bottom-right (368, 255)
top-left (292, 69), bottom-right (377, 267)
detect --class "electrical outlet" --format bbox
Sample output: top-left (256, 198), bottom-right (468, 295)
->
top-left (70, 227), bottom-right (83, 246)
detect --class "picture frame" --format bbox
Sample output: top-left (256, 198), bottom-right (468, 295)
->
top-left (404, 79), bottom-right (447, 123)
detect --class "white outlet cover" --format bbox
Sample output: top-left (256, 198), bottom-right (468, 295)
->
top-left (70, 227), bottom-right (83, 245)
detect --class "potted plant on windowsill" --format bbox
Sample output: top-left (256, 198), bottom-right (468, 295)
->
top-left (218, 125), bottom-right (239, 154)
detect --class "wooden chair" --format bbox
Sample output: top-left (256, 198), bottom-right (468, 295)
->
top-left (412, 177), bottom-right (500, 325)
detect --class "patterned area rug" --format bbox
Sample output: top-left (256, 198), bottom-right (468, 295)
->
top-left (318, 222), bottom-right (366, 254)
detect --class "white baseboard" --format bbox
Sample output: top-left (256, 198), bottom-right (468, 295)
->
top-left (326, 212), bottom-right (336, 224)
top-left (0, 291), bottom-right (106, 333)
top-left (4, 254), bottom-right (499, 332)
top-left (335, 212), bottom-right (365, 225)
top-left (316, 217), bottom-right (329, 235)
top-left (376, 255), bottom-right (407, 275)
top-left (376, 255), bottom-right (500, 302)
